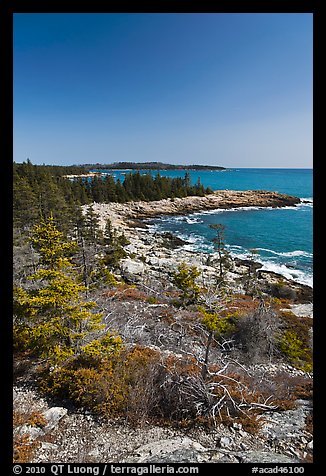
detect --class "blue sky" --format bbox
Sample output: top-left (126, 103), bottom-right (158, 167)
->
top-left (13, 13), bottom-right (313, 167)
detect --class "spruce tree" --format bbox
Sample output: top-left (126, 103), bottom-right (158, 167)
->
top-left (172, 262), bottom-right (201, 306)
top-left (13, 216), bottom-right (120, 364)
top-left (209, 223), bottom-right (231, 284)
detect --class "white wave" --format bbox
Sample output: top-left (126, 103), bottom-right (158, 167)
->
top-left (193, 206), bottom-right (266, 216)
top-left (256, 248), bottom-right (312, 258)
top-left (147, 224), bottom-right (160, 233)
top-left (192, 202), bottom-right (310, 217)
top-left (258, 261), bottom-right (313, 288)
top-left (185, 217), bottom-right (203, 224)
top-left (300, 197), bottom-right (313, 203)
top-left (224, 247), bottom-right (313, 288)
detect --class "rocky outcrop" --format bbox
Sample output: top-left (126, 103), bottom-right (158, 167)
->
top-left (125, 437), bottom-right (300, 463)
top-left (257, 270), bottom-right (313, 303)
top-left (14, 386), bottom-right (311, 464)
top-left (86, 190), bottom-right (301, 227)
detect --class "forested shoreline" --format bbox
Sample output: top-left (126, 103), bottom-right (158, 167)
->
top-left (14, 160), bottom-right (211, 232)
top-left (84, 161), bottom-right (226, 171)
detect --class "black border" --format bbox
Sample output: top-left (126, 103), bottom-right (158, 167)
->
top-left (3, 1), bottom-right (320, 473)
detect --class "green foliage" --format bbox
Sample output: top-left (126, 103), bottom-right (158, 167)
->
top-left (81, 333), bottom-right (123, 362)
top-left (172, 262), bottom-right (201, 305)
top-left (40, 361), bottom-right (127, 416)
top-left (89, 267), bottom-right (118, 287)
top-left (198, 306), bottom-right (235, 335)
top-left (82, 205), bottom-right (103, 244)
top-left (40, 345), bottom-right (161, 419)
top-left (13, 217), bottom-right (108, 364)
top-left (29, 215), bottom-right (77, 269)
top-left (101, 219), bottom-right (129, 269)
top-left (278, 330), bottom-right (313, 372)
top-left (277, 311), bottom-right (313, 371)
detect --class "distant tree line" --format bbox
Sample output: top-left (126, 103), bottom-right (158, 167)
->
top-left (13, 160), bottom-right (212, 232)
top-left (84, 161), bottom-right (226, 171)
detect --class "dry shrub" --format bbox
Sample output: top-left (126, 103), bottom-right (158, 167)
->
top-left (13, 409), bottom-right (46, 463)
top-left (242, 371), bottom-right (313, 412)
top-left (13, 409), bottom-right (47, 428)
top-left (103, 284), bottom-right (149, 302)
top-left (236, 413), bottom-right (264, 435)
top-left (293, 378), bottom-right (313, 400)
top-left (234, 305), bottom-right (280, 363)
top-left (39, 344), bottom-right (281, 431)
top-left (305, 411), bottom-right (313, 435)
top-left (123, 346), bottom-right (162, 423)
top-left (157, 307), bottom-right (175, 325)
top-left (40, 356), bottom-right (127, 416)
top-left (13, 435), bottom-right (41, 463)
top-left (223, 294), bottom-right (259, 316)
top-left (124, 350), bottom-right (202, 424)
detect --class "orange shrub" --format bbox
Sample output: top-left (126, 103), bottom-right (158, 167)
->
top-left (13, 435), bottom-right (40, 463)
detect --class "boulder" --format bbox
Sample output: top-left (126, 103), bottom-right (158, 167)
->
top-left (120, 259), bottom-right (146, 282)
top-left (42, 407), bottom-right (68, 432)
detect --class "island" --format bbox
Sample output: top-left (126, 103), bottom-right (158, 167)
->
top-left (83, 161), bottom-right (227, 171)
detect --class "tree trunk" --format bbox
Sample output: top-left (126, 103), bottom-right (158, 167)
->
top-left (202, 330), bottom-right (213, 380)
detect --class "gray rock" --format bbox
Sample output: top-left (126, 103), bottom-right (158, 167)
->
top-left (14, 424), bottom-right (44, 440)
top-left (145, 448), bottom-right (205, 463)
top-left (219, 436), bottom-right (232, 448)
top-left (120, 259), bottom-right (146, 282)
top-left (127, 437), bottom-right (205, 463)
top-left (42, 407), bottom-right (68, 432)
top-left (262, 403), bottom-right (310, 442)
top-left (41, 442), bottom-right (59, 451)
top-left (237, 450), bottom-right (299, 463)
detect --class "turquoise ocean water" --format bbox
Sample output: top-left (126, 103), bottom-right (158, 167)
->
top-left (94, 168), bottom-right (313, 287)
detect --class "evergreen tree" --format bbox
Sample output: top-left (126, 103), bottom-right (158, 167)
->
top-left (83, 205), bottom-right (102, 245)
top-left (13, 216), bottom-right (120, 364)
top-left (101, 218), bottom-right (128, 269)
top-left (209, 224), bottom-right (232, 284)
top-left (13, 176), bottom-right (39, 230)
top-left (172, 262), bottom-right (201, 306)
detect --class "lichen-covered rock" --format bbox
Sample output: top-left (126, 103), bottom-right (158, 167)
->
top-left (42, 407), bottom-right (68, 432)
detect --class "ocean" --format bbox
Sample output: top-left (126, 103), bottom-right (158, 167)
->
top-left (93, 168), bottom-right (313, 288)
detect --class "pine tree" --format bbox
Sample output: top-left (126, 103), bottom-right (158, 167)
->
top-left (172, 262), bottom-right (201, 306)
top-left (13, 216), bottom-right (120, 364)
top-left (209, 223), bottom-right (231, 284)
top-left (83, 205), bottom-right (102, 245)
top-left (13, 175), bottom-right (39, 230)
top-left (101, 218), bottom-right (128, 270)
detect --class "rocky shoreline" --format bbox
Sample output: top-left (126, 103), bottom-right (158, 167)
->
top-left (85, 190), bottom-right (312, 311)
top-left (87, 190), bottom-right (301, 224)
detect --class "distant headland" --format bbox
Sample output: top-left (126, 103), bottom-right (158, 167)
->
top-left (84, 162), bottom-right (227, 171)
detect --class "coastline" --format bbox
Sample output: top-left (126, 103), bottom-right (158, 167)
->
top-left (92, 190), bottom-right (301, 221)
top-left (83, 190), bottom-right (312, 313)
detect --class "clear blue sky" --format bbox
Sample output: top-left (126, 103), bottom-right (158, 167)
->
top-left (13, 13), bottom-right (313, 168)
